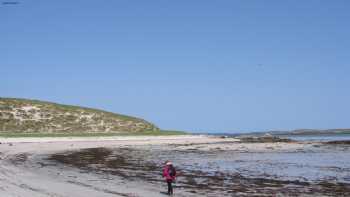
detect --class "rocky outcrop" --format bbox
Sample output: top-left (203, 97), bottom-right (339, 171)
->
top-left (238, 135), bottom-right (294, 143)
top-left (325, 140), bottom-right (350, 145)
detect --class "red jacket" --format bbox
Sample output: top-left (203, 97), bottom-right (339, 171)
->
top-left (163, 165), bottom-right (176, 181)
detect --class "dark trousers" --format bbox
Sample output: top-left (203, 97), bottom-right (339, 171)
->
top-left (167, 180), bottom-right (173, 195)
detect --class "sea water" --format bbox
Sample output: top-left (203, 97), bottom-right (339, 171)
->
top-left (282, 134), bottom-right (350, 142)
top-left (177, 134), bottom-right (350, 183)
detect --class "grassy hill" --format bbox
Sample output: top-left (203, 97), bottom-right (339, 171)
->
top-left (0, 98), bottom-right (160, 134)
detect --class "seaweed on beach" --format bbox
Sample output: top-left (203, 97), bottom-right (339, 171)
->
top-left (8, 153), bottom-right (29, 165)
top-left (47, 147), bottom-right (350, 196)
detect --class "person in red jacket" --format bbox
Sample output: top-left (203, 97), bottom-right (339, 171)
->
top-left (162, 161), bottom-right (176, 195)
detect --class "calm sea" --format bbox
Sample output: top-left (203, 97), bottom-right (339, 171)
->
top-left (192, 133), bottom-right (350, 183)
top-left (277, 134), bottom-right (350, 142)
top-left (207, 133), bottom-right (350, 142)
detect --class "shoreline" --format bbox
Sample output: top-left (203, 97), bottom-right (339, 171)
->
top-left (0, 135), bottom-right (237, 197)
top-left (1, 135), bottom-right (349, 196)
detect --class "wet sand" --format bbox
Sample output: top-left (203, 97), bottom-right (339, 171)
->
top-left (0, 135), bottom-right (349, 196)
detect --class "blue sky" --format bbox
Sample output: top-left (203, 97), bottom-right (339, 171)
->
top-left (1, 0), bottom-right (350, 132)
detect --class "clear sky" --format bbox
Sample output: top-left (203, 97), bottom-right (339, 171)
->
top-left (1, 0), bottom-right (349, 133)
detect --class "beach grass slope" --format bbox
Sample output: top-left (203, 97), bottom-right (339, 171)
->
top-left (0, 98), bottom-right (161, 135)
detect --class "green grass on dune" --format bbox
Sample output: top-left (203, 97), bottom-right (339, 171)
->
top-left (0, 97), bottom-right (152, 123)
top-left (0, 130), bottom-right (188, 138)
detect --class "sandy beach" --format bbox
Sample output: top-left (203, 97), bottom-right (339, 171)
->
top-left (0, 135), bottom-right (234, 197)
top-left (1, 135), bottom-right (349, 197)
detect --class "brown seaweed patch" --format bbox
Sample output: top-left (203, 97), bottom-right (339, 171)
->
top-left (7, 153), bottom-right (29, 165)
top-left (47, 147), bottom-right (350, 196)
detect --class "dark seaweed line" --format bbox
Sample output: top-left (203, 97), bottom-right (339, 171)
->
top-left (47, 147), bottom-right (350, 197)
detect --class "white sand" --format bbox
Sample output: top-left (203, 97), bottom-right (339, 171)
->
top-left (0, 136), bottom-right (308, 197)
top-left (0, 135), bottom-right (234, 197)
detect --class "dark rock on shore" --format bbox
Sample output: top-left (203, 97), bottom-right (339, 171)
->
top-left (325, 140), bottom-right (350, 145)
top-left (238, 135), bottom-right (294, 143)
